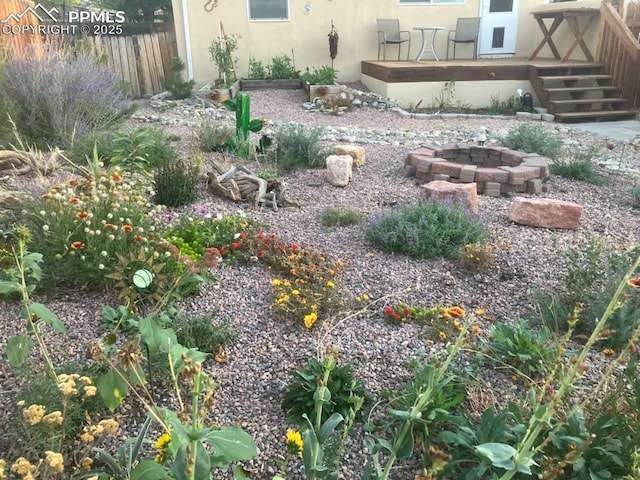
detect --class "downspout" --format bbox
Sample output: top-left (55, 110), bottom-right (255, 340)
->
top-left (181, 0), bottom-right (194, 80)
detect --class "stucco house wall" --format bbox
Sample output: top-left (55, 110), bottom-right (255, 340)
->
top-left (172, 0), bottom-right (601, 86)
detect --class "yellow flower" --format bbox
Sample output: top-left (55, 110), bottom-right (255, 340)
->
top-left (155, 433), bottom-right (171, 450)
top-left (291, 289), bottom-right (300, 295)
top-left (84, 385), bottom-right (97, 397)
top-left (286, 429), bottom-right (304, 456)
top-left (80, 430), bottom-right (95, 443)
top-left (10, 458), bottom-right (36, 476)
top-left (45, 451), bottom-right (64, 473)
top-left (326, 280), bottom-right (335, 288)
top-left (80, 457), bottom-right (93, 471)
top-left (98, 419), bottom-right (119, 436)
top-left (23, 404), bottom-right (46, 425)
top-left (362, 293), bottom-right (370, 301)
top-left (438, 331), bottom-right (447, 341)
top-left (284, 281), bottom-right (291, 287)
top-left (0, 459), bottom-right (6, 480)
top-left (42, 411), bottom-right (64, 426)
top-left (272, 279), bottom-right (282, 286)
top-left (304, 312), bottom-right (318, 329)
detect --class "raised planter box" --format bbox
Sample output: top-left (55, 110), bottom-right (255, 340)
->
top-left (240, 79), bottom-right (303, 90)
top-left (197, 80), bottom-right (241, 103)
top-left (303, 81), bottom-right (342, 101)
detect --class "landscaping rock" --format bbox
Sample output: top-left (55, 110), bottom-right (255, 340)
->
top-left (332, 144), bottom-right (366, 167)
top-left (507, 197), bottom-right (583, 230)
top-left (326, 154), bottom-right (353, 187)
top-left (422, 181), bottom-right (478, 212)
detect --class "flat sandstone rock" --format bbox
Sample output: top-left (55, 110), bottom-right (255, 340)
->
top-left (507, 197), bottom-right (583, 230)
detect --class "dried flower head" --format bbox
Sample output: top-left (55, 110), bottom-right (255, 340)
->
top-left (117, 339), bottom-right (144, 369)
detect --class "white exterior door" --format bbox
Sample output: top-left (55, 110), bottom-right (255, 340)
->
top-left (478, 0), bottom-right (519, 56)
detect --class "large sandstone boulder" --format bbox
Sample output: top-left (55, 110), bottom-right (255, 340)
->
top-left (332, 144), bottom-right (365, 167)
top-left (326, 154), bottom-right (353, 187)
top-left (507, 197), bottom-right (582, 230)
top-left (422, 181), bottom-right (478, 212)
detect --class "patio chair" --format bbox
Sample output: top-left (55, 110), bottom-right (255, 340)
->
top-left (446, 17), bottom-right (481, 60)
top-left (377, 19), bottom-right (411, 61)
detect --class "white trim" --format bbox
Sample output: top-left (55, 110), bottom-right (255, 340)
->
top-left (181, 0), bottom-right (193, 80)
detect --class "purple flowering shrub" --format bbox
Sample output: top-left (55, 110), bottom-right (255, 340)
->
top-left (3, 45), bottom-right (133, 148)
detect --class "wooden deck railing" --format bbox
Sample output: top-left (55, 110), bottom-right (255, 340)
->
top-left (596, 0), bottom-right (640, 107)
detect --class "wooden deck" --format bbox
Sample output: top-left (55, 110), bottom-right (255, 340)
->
top-left (361, 58), bottom-right (597, 83)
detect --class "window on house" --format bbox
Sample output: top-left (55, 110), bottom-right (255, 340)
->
top-left (399, 0), bottom-right (463, 4)
top-left (248, 0), bottom-right (288, 20)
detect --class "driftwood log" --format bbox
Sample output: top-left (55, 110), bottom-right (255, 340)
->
top-left (0, 149), bottom-right (60, 176)
top-left (206, 158), bottom-right (295, 210)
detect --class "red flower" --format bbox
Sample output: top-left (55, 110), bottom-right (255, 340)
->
top-left (76, 211), bottom-right (90, 220)
top-left (231, 242), bottom-right (241, 249)
top-left (134, 235), bottom-right (145, 242)
top-left (383, 306), bottom-right (393, 315)
top-left (69, 197), bottom-right (80, 204)
top-left (402, 307), bottom-right (411, 316)
top-left (291, 244), bottom-right (299, 252)
top-left (122, 225), bottom-right (133, 233)
top-left (239, 232), bottom-right (246, 239)
top-left (257, 250), bottom-right (264, 258)
top-left (71, 241), bottom-right (85, 250)
top-left (256, 233), bottom-right (265, 240)
top-left (392, 313), bottom-right (401, 321)
top-left (628, 277), bottom-right (640, 288)
top-left (104, 223), bottom-right (115, 229)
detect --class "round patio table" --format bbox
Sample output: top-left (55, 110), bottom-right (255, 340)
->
top-left (413, 26), bottom-right (446, 61)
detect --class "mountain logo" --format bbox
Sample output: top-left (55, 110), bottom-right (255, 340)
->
top-left (1, 3), bottom-right (59, 23)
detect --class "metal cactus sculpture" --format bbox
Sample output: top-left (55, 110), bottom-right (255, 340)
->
top-left (225, 92), bottom-right (263, 141)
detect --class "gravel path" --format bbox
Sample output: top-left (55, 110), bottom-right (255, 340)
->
top-left (1, 88), bottom-right (639, 479)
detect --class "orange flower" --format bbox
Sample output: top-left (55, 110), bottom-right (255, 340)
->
top-left (628, 277), bottom-right (640, 288)
top-left (71, 241), bottom-right (85, 250)
top-left (447, 306), bottom-right (465, 318)
top-left (134, 235), bottom-right (145, 242)
top-left (602, 348), bottom-right (614, 356)
top-left (76, 211), bottom-right (90, 220)
top-left (104, 223), bottom-right (115, 229)
top-left (122, 225), bottom-right (133, 233)
top-left (471, 325), bottom-right (481, 335)
top-left (111, 172), bottom-right (122, 184)
top-left (41, 193), bottom-right (54, 200)
top-left (69, 197), bottom-right (80, 204)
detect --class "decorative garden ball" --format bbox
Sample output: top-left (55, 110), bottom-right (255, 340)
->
top-left (132, 269), bottom-right (154, 289)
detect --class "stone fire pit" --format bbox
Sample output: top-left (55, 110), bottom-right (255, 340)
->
top-left (405, 144), bottom-right (551, 196)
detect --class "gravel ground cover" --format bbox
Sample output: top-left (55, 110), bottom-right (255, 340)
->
top-left (1, 87), bottom-right (639, 479)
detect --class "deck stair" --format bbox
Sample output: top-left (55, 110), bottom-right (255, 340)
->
top-left (530, 63), bottom-right (637, 122)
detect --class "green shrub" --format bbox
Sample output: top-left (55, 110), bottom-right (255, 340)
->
top-left (366, 200), bottom-right (487, 259)
top-left (173, 311), bottom-right (237, 356)
top-left (320, 207), bottom-right (364, 227)
top-left (7, 362), bottom-right (106, 464)
top-left (550, 159), bottom-right (604, 185)
top-left (248, 57), bottom-right (267, 80)
top-left (282, 356), bottom-right (369, 425)
top-left (269, 54), bottom-right (299, 80)
top-left (487, 94), bottom-right (524, 116)
top-left (2, 45), bottom-right (132, 148)
top-left (536, 240), bottom-right (640, 348)
top-left (500, 122), bottom-right (564, 160)
top-left (198, 122), bottom-right (234, 152)
top-left (480, 319), bottom-right (558, 379)
top-left (161, 211), bottom-right (252, 264)
top-left (68, 131), bottom-right (115, 166)
top-left (630, 185), bottom-right (640, 207)
top-left (301, 65), bottom-right (338, 85)
top-left (111, 126), bottom-right (177, 178)
top-left (274, 123), bottom-right (325, 171)
top-left (165, 57), bottom-right (195, 100)
top-left (153, 160), bottom-right (200, 207)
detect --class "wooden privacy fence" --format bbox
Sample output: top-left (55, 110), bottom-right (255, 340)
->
top-left (597, 1), bottom-right (640, 107)
top-left (0, 0), bottom-right (45, 58)
top-left (83, 29), bottom-right (178, 98)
